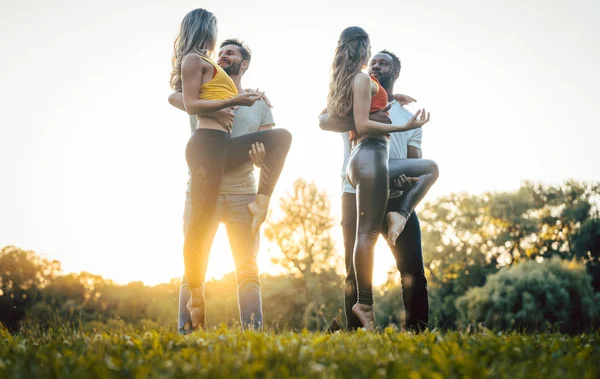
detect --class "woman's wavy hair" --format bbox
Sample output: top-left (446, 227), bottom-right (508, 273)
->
top-left (327, 26), bottom-right (371, 117)
top-left (170, 8), bottom-right (218, 90)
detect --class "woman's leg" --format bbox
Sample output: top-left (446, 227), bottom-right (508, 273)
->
top-left (225, 128), bottom-right (292, 233)
top-left (184, 129), bottom-right (229, 329)
top-left (388, 158), bottom-right (439, 218)
top-left (341, 192), bottom-right (362, 330)
top-left (225, 128), bottom-right (292, 194)
top-left (347, 141), bottom-right (389, 330)
top-left (386, 159), bottom-right (439, 244)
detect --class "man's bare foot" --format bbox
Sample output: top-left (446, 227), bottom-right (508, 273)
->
top-left (352, 303), bottom-right (376, 331)
top-left (248, 194), bottom-right (270, 235)
top-left (386, 212), bottom-right (408, 247)
top-left (186, 288), bottom-right (205, 330)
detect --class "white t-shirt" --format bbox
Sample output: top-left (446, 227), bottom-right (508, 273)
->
top-left (186, 100), bottom-right (275, 194)
top-left (341, 99), bottom-right (422, 194)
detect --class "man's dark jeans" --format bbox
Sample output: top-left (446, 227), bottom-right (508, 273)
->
top-left (342, 192), bottom-right (429, 331)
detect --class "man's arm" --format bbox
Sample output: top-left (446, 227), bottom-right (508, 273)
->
top-left (393, 128), bottom-right (422, 191)
top-left (258, 101), bottom-right (276, 131)
top-left (407, 146), bottom-right (422, 158)
top-left (399, 144), bottom-right (422, 191)
top-left (319, 111), bottom-right (356, 132)
top-left (168, 92), bottom-right (186, 112)
top-left (258, 107), bottom-right (275, 131)
top-left (248, 102), bottom-right (276, 166)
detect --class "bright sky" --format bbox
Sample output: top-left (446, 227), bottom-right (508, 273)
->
top-left (1, 0), bottom-right (599, 286)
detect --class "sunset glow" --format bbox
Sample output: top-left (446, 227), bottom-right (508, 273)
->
top-left (1, 0), bottom-right (598, 287)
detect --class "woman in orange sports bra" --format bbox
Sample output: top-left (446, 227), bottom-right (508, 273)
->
top-left (347, 74), bottom-right (389, 142)
top-left (170, 8), bottom-right (292, 330)
top-left (326, 26), bottom-right (431, 330)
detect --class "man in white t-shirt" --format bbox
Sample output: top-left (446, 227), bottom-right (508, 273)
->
top-left (169, 39), bottom-right (274, 333)
top-left (319, 50), bottom-right (429, 331)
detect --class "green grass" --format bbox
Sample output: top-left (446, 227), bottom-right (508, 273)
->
top-left (1, 325), bottom-right (598, 378)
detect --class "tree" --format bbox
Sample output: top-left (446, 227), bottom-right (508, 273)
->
top-left (418, 180), bottom-right (600, 328)
top-left (571, 216), bottom-right (600, 291)
top-left (264, 179), bottom-right (344, 329)
top-left (456, 257), bottom-right (600, 333)
top-left (265, 179), bottom-right (341, 276)
top-left (0, 246), bottom-right (61, 331)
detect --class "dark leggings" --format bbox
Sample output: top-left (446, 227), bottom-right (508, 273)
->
top-left (184, 128), bottom-right (292, 289)
top-left (388, 158), bottom-right (439, 219)
top-left (346, 138), bottom-right (389, 306)
top-left (346, 138), bottom-right (438, 306)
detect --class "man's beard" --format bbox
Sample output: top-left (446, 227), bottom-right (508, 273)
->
top-left (223, 62), bottom-right (241, 76)
top-left (374, 74), bottom-right (392, 89)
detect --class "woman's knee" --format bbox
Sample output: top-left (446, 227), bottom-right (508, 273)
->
top-left (354, 231), bottom-right (379, 253)
top-left (425, 160), bottom-right (439, 181)
top-left (272, 128), bottom-right (292, 149)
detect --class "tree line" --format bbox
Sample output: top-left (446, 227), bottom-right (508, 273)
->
top-left (1, 179), bottom-right (599, 333)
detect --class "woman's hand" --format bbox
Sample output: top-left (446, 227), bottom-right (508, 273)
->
top-left (244, 88), bottom-right (273, 108)
top-left (233, 91), bottom-right (264, 107)
top-left (394, 94), bottom-right (417, 106)
top-left (213, 108), bottom-right (236, 132)
top-left (403, 109), bottom-right (431, 130)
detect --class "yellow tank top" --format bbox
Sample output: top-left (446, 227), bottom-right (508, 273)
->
top-left (198, 56), bottom-right (238, 100)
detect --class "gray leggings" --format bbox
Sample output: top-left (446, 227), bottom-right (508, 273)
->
top-left (346, 138), bottom-right (438, 306)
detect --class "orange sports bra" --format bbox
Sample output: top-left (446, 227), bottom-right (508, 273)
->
top-left (368, 75), bottom-right (389, 113)
top-left (349, 75), bottom-right (390, 141)
top-left (198, 56), bottom-right (238, 101)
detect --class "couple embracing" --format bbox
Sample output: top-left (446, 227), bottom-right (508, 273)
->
top-left (169, 9), bottom-right (437, 333)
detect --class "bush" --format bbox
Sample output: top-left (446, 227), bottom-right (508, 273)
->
top-left (456, 257), bottom-right (600, 333)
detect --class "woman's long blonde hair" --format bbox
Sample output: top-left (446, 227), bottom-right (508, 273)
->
top-left (170, 8), bottom-right (218, 91)
top-left (326, 26), bottom-right (371, 117)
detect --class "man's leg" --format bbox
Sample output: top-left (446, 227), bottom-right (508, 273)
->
top-left (341, 192), bottom-right (361, 330)
top-left (178, 191), bottom-right (193, 334)
top-left (384, 196), bottom-right (429, 331)
top-left (178, 194), bottom-right (223, 334)
top-left (224, 194), bottom-right (263, 331)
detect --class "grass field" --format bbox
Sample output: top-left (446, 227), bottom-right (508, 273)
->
top-left (1, 326), bottom-right (598, 378)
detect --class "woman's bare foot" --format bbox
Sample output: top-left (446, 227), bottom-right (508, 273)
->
top-left (352, 303), bottom-right (376, 331)
top-left (386, 212), bottom-right (408, 247)
top-left (248, 194), bottom-right (270, 235)
top-left (186, 288), bottom-right (205, 330)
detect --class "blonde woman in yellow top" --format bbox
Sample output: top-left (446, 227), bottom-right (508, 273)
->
top-left (170, 8), bottom-right (292, 330)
